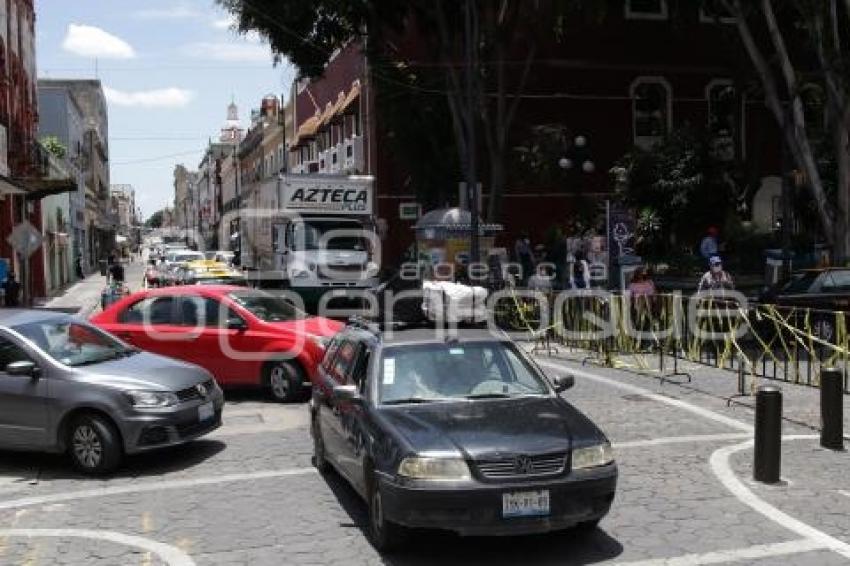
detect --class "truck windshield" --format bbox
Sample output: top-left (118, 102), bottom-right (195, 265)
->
top-left (291, 220), bottom-right (369, 251)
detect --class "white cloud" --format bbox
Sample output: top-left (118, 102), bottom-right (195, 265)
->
top-left (62, 24), bottom-right (136, 59)
top-left (104, 87), bottom-right (194, 109)
top-left (133, 4), bottom-right (200, 20)
top-left (181, 41), bottom-right (270, 63)
top-left (211, 15), bottom-right (236, 30)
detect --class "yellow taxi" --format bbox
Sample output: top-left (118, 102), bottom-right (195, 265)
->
top-left (181, 260), bottom-right (247, 286)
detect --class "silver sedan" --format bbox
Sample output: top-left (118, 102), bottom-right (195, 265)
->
top-left (0, 309), bottom-right (223, 474)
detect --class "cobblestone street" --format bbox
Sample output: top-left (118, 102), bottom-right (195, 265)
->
top-left (0, 351), bottom-right (847, 565)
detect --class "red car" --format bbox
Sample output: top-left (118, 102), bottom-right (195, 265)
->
top-left (91, 285), bottom-right (343, 402)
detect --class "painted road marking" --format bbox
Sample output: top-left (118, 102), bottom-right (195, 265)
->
top-left (0, 529), bottom-right (194, 566)
top-left (536, 360), bottom-right (753, 433)
top-left (614, 433), bottom-right (751, 449)
top-left (612, 539), bottom-right (826, 565)
top-left (0, 468), bottom-right (315, 512)
top-left (537, 357), bottom-right (850, 562)
top-left (711, 437), bottom-right (850, 560)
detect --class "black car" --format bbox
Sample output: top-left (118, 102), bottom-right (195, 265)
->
top-left (759, 268), bottom-right (850, 341)
top-left (309, 324), bottom-right (617, 550)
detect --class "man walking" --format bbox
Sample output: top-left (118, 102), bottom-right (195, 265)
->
top-left (697, 256), bottom-right (734, 293)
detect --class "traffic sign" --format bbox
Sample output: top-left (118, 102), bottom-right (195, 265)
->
top-left (7, 221), bottom-right (43, 257)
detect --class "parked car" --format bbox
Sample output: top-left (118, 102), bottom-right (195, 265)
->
top-left (310, 324), bottom-right (617, 550)
top-left (0, 309), bottom-right (223, 474)
top-left (759, 267), bottom-right (850, 341)
top-left (91, 286), bottom-right (344, 402)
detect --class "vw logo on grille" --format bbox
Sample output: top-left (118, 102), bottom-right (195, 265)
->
top-left (195, 383), bottom-right (208, 398)
top-left (514, 455), bottom-right (534, 475)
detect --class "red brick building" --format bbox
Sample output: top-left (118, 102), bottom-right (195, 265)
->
top-left (287, 1), bottom-right (784, 267)
top-left (0, 0), bottom-right (76, 301)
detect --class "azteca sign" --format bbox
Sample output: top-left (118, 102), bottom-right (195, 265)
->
top-left (282, 179), bottom-right (373, 214)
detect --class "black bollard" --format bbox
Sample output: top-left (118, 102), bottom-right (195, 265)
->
top-left (820, 367), bottom-right (844, 451)
top-left (754, 385), bottom-right (782, 483)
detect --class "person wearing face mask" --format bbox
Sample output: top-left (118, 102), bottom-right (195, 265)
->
top-left (697, 255), bottom-right (734, 293)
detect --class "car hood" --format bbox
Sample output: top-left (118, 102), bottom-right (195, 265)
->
top-left (261, 316), bottom-right (343, 337)
top-left (378, 396), bottom-right (602, 459)
top-left (71, 351), bottom-right (210, 391)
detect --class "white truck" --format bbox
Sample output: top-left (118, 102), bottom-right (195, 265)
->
top-left (242, 174), bottom-right (379, 306)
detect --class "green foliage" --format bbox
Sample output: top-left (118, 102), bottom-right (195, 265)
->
top-left (40, 136), bottom-right (66, 159)
top-left (145, 209), bottom-right (165, 229)
top-left (614, 127), bottom-right (739, 254)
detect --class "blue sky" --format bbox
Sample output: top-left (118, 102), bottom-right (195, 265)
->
top-left (36, 0), bottom-right (294, 219)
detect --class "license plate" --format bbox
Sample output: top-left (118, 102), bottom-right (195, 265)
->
top-left (502, 490), bottom-right (550, 518)
top-left (198, 402), bottom-right (214, 422)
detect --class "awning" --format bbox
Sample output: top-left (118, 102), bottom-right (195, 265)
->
top-left (0, 175), bottom-right (27, 195)
top-left (292, 113), bottom-right (321, 146)
top-left (338, 81), bottom-right (361, 115)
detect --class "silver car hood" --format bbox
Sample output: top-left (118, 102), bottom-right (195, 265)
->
top-left (71, 351), bottom-right (211, 391)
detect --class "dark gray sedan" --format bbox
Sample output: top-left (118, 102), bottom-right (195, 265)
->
top-left (0, 309), bottom-right (223, 474)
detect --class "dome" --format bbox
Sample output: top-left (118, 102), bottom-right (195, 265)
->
top-left (414, 207), bottom-right (503, 237)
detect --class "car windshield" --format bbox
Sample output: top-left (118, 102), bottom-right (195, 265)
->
top-left (228, 291), bottom-right (306, 322)
top-left (782, 271), bottom-right (820, 294)
top-left (379, 341), bottom-right (549, 404)
top-left (14, 320), bottom-right (133, 367)
top-left (290, 220), bottom-right (370, 251)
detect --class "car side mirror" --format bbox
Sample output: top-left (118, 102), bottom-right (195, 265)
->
top-left (6, 360), bottom-right (39, 378)
top-left (226, 317), bottom-right (247, 331)
top-left (553, 373), bottom-right (575, 393)
top-left (332, 384), bottom-right (361, 403)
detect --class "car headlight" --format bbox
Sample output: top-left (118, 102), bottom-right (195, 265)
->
top-left (126, 390), bottom-right (180, 408)
top-left (572, 442), bottom-right (614, 470)
top-left (398, 457), bottom-right (471, 481)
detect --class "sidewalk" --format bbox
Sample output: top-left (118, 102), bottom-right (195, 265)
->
top-left (38, 270), bottom-right (108, 317)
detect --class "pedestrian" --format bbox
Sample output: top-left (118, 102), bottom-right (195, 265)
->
top-left (4, 272), bottom-right (20, 307)
top-left (628, 266), bottom-right (656, 297)
top-left (699, 226), bottom-right (720, 261)
top-left (75, 255), bottom-right (84, 279)
top-left (109, 258), bottom-right (125, 285)
top-left (527, 264), bottom-right (554, 292)
top-left (514, 232), bottom-right (535, 285)
top-left (697, 256), bottom-right (734, 293)
top-left (570, 252), bottom-right (591, 289)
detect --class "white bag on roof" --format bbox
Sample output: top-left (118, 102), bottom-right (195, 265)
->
top-left (422, 280), bottom-right (488, 323)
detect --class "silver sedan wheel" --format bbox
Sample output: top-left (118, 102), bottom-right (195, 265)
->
top-left (72, 425), bottom-right (103, 469)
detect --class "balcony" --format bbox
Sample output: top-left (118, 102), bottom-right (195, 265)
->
top-left (0, 140), bottom-right (78, 199)
top-left (343, 135), bottom-right (365, 174)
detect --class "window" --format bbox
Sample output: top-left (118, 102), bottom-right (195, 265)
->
top-left (625, 0), bottom-right (667, 20)
top-left (119, 296), bottom-right (175, 325)
top-left (707, 80), bottom-right (737, 160)
top-left (700, 1), bottom-right (736, 23)
top-left (332, 340), bottom-right (358, 383)
top-left (0, 336), bottom-right (30, 371)
top-left (14, 321), bottom-right (129, 367)
top-left (631, 78), bottom-right (671, 148)
top-left (821, 270), bottom-right (850, 292)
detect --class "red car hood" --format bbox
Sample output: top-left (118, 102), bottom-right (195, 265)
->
top-left (262, 316), bottom-right (343, 338)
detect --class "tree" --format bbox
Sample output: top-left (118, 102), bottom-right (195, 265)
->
top-left (719, 0), bottom-right (850, 261)
top-left (216, 0), bottom-right (577, 222)
top-left (146, 209), bottom-right (165, 229)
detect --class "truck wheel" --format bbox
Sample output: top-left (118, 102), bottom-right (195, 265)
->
top-left (265, 361), bottom-right (305, 403)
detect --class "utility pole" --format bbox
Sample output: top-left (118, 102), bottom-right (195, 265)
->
top-left (465, 0), bottom-right (480, 264)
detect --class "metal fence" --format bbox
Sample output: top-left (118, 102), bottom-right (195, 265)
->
top-left (495, 290), bottom-right (850, 393)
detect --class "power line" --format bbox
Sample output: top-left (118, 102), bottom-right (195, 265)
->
top-left (112, 149), bottom-right (203, 166)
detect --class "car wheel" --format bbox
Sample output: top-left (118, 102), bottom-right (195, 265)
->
top-left (266, 361), bottom-right (304, 403)
top-left (68, 414), bottom-right (122, 475)
top-left (367, 474), bottom-right (407, 552)
top-left (311, 417), bottom-right (331, 473)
